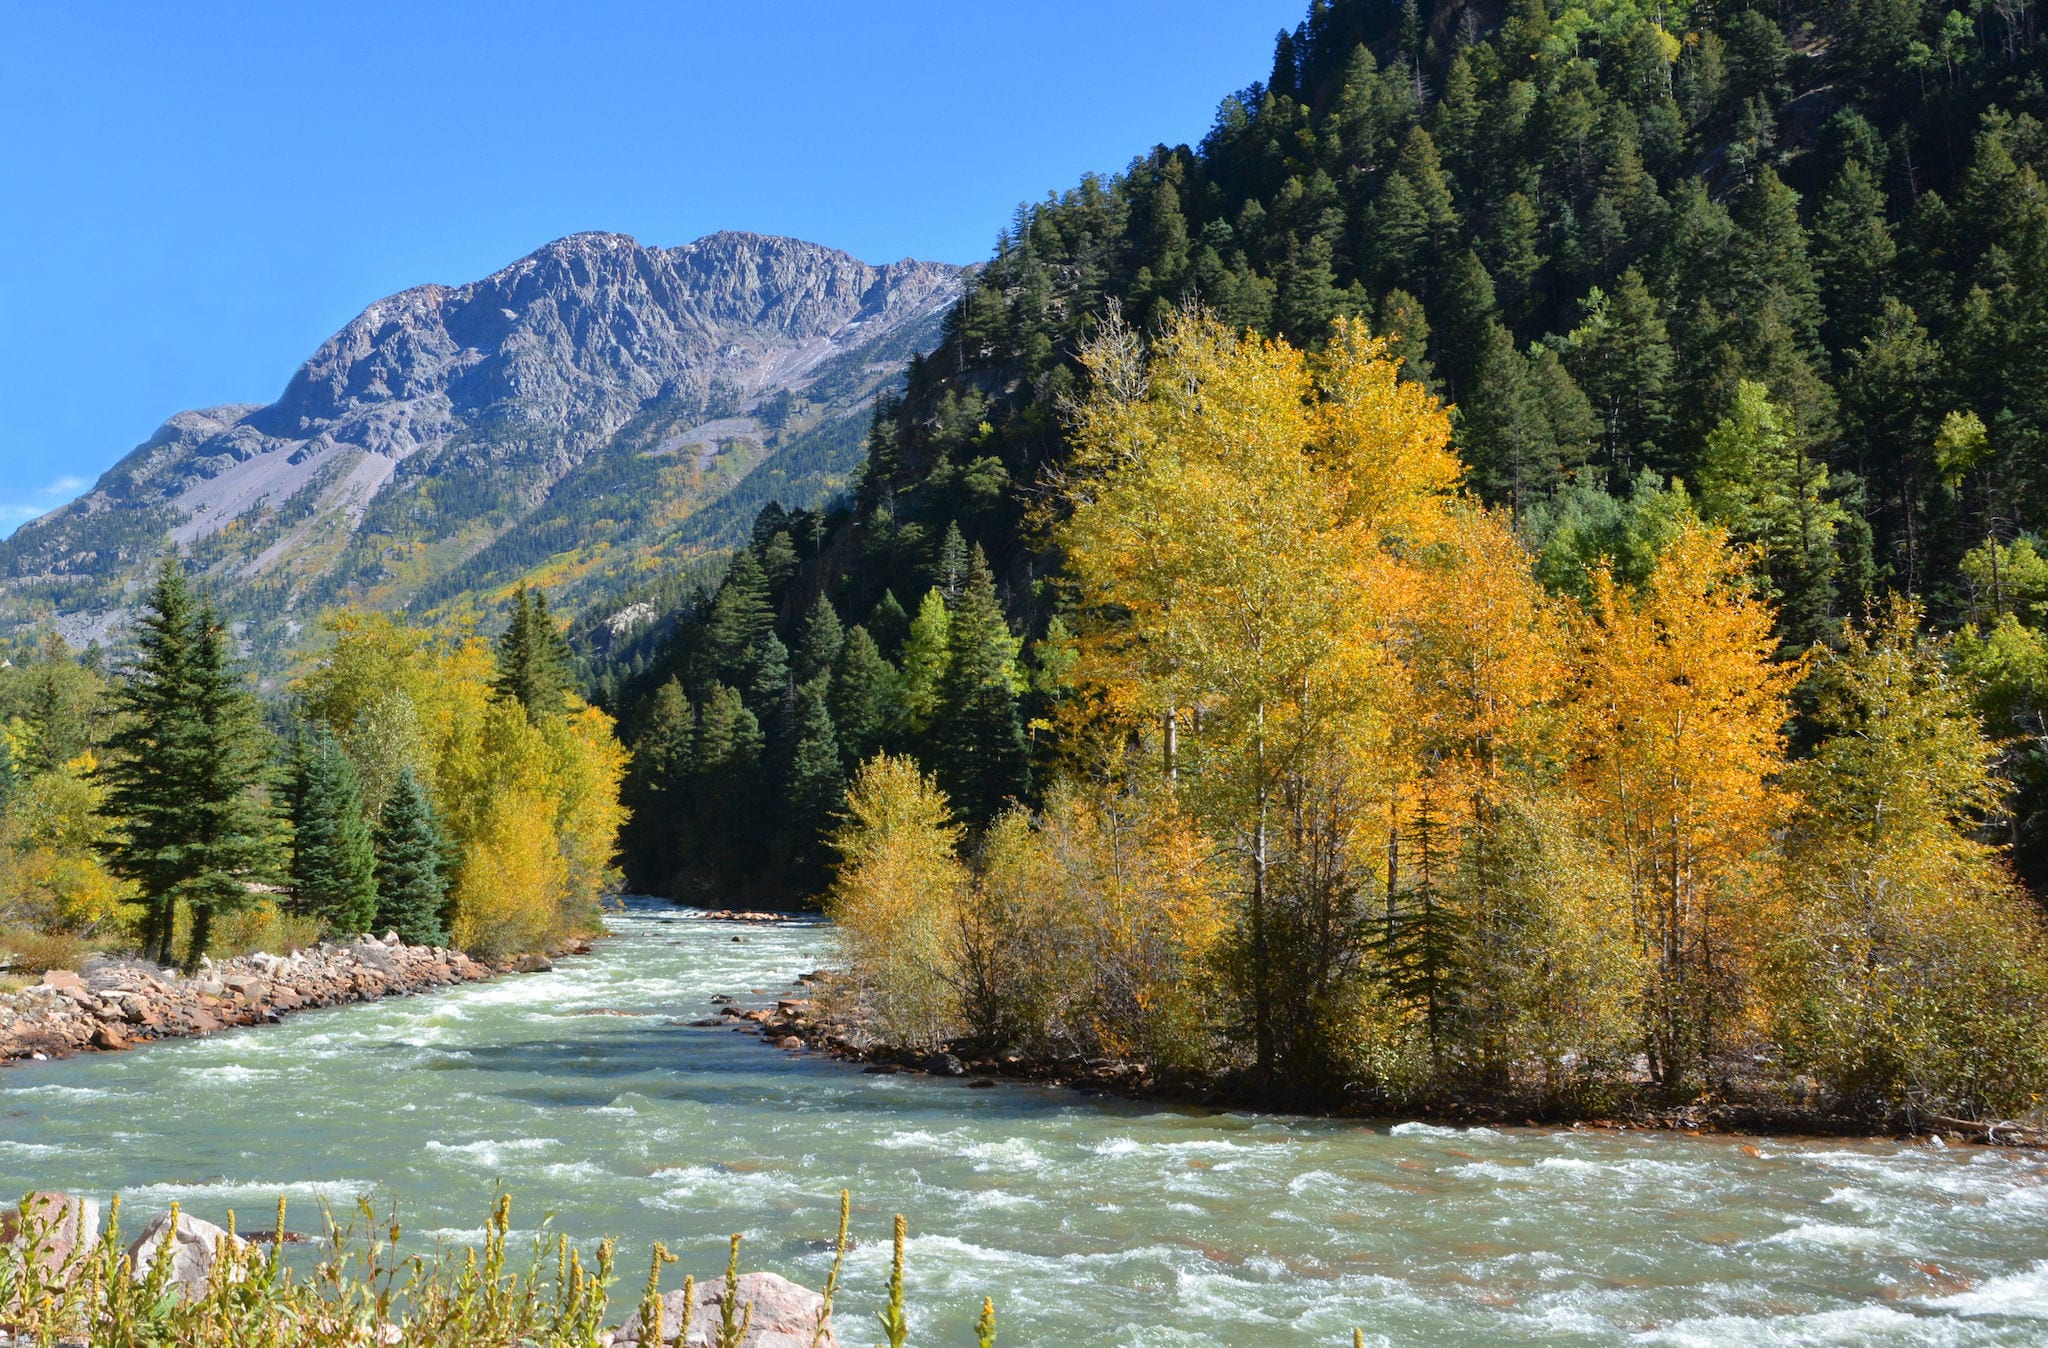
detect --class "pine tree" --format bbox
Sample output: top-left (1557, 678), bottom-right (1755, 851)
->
top-left (290, 730), bottom-right (379, 936)
top-left (621, 678), bottom-right (694, 894)
top-left (1434, 251), bottom-right (1500, 394)
top-left (1491, 192), bottom-right (1545, 327)
top-left (1563, 269), bottom-right (1674, 474)
top-left (372, 766), bottom-right (447, 946)
top-left (691, 682), bottom-right (765, 884)
top-left (828, 625), bottom-right (900, 769)
top-left (492, 585), bottom-right (574, 723)
top-left (105, 562), bottom-right (281, 967)
top-left (932, 548), bottom-right (1029, 825)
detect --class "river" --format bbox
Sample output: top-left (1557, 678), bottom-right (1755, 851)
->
top-left (5, 898), bottom-right (2048, 1345)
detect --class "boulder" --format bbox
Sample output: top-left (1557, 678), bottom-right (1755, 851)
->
top-left (606, 1272), bottom-right (837, 1347)
top-left (38, 970), bottom-right (84, 993)
top-left (516, 954), bottom-right (556, 973)
top-left (90, 1024), bottom-right (130, 1051)
top-left (1, 1191), bottom-right (102, 1275)
top-left (126, 1209), bottom-right (250, 1293)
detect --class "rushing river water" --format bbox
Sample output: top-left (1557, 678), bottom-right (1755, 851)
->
top-left (6, 900), bottom-right (2048, 1345)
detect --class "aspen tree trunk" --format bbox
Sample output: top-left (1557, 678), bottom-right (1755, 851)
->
top-left (1252, 702), bottom-right (1273, 1076)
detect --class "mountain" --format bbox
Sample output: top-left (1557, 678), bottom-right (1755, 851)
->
top-left (0, 230), bottom-right (965, 665)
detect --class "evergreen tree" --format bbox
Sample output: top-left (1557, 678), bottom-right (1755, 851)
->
top-left (290, 730), bottom-right (379, 936)
top-left (696, 552), bottom-right (776, 687)
top-left (933, 522), bottom-right (972, 602)
top-left (492, 585), bottom-right (574, 723)
top-left (1697, 380), bottom-right (1847, 645)
top-left (691, 682), bottom-right (765, 884)
top-left (372, 765), bottom-right (447, 946)
top-left (1563, 269), bottom-right (1674, 474)
top-left (932, 549), bottom-right (1029, 824)
top-left (792, 591), bottom-right (844, 688)
top-left (20, 631), bottom-right (96, 776)
top-left (1434, 251), bottom-right (1500, 393)
top-left (1812, 158), bottom-right (1896, 356)
top-left (898, 589), bottom-right (953, 735)
top-left (105, 564), bottom-right (280, 969)
top-left (621, 678), bottom-right (694, 894)
top-left (780, 684), bottom-right (845, 884)
top-left (868, 590), bottom-right (911, 659)
top-left (828, 625), bottom-right (900, 769)
top-left (1375, 289), bottom-right (1434, 389)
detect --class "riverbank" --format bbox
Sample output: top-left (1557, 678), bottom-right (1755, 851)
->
top-left (730, 962), bottom-right (2048, 1149)
top-left (0, 935), bottom-right (497, 1063)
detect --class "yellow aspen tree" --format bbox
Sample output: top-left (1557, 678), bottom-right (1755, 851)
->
top-left (1771, 599), bottom-right (2048, 1117)
top-left (1058, 310), bottom-right (1456, 1076)
top-left (827, 754), bottom-right (970, 1048)
top-left (1569, 521), bottom-right (1798, 1088)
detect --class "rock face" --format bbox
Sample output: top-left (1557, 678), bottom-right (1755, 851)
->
top-left (0, 231), bottom-right (965, 660)
top-left (0, 938), bottom-right (493, 1063)
top-left (604, 1272), bottom-right (838, 1348)
top-left (125, 1210), bottom-right (250, 1294)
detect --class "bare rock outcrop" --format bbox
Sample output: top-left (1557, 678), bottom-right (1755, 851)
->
top-left (0, 937), bottom-right (493, 1063)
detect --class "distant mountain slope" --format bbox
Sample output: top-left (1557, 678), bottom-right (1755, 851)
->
top-left (0, 230), bottom-right (964, 665)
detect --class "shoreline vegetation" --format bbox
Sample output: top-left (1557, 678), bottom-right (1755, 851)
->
top-left (792, 316), bottom-right (2048, 1143)
top-left (1, 571), bottom-right (626, 1024)
top-left (709, 929), bottom-right (2048, 1149)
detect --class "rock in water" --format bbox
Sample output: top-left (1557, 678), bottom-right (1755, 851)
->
top-left (126, 1210), bottom-right (250, 1293)
top-left (605, 1271), bottom-right (837, 1347)
top-left (1, 1191), bottom-right (102, 1275)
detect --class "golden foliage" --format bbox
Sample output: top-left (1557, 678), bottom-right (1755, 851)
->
top-left (296, 611), bottom-right (625, 958)
top-left (826, 754), bottom-right (969, 1048)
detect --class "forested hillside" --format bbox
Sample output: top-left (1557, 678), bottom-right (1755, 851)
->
top-left (604, 0), bottom-right (2048, 894)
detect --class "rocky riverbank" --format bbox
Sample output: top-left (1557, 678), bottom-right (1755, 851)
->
top-left (719, 966), bottom-right (2048, 1149)
top-left (0, 935), bottom-right (495, 1063)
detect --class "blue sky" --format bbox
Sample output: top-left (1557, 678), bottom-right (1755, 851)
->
top-left (0, 1), bottom-right (1306, 535)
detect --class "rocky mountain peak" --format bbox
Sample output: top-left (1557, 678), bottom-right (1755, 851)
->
top-left (0, 230), bottom-right (966, 659)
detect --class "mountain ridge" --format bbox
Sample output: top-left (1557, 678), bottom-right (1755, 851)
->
top-left (2, 229), bottom-right (966, 663)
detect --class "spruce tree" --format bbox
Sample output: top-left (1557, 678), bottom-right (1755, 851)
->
top-left (492, 585), bottom-right (574, 723)
top-left (1375, 289), bottom-right (1434, 388)
top-left (373, 766), bottom-right (447, 947)
top-left (780, 685), bottom-right (845, 884)
top-left (105, 562), bottom-right (281, 967)
top-left (695, 552), bottom-right (777, 686)
top-left (867, 590), bottom-right (910, 659)
top-left (620, 678), bottom-right (694, 893)
top-left (933, 523), bottom-right (971, 602)
top-left (932, 549), bottom-right (1029, 824)
top-left (792, 591), bottom-right (844, 688)
top-left (828, 625), bottom-right (900, 769)
top-left (289, 730), bottom-right (379, 936)
top-left (20, 632), bottom-right (95, 777)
